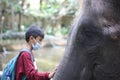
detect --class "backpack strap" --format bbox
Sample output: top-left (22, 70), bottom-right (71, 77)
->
top-left (19, 48), bottom-right (35, 62)
top-left (18, 48), bottom-right (35, 80)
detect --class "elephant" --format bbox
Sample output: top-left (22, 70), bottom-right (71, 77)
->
top-left (53, 0), bottom-right (120, 80)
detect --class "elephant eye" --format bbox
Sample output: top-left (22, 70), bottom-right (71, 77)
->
top-left (104, 24), bottom-right (111, 27)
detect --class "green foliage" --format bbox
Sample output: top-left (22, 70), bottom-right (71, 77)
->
top-left (40, 1), bottom-right (60, 17)
top-left (46, 27), bottom-right (54, 35)
top-left (61, 27), bottom-right (70, 35)
top-left (0, 0), bottom-right (79, 37)
top-left (14, 3), bottom-right (22, 13)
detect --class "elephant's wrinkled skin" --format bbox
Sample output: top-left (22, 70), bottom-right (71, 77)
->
top-left (53, 0), bottom-right (120, 80)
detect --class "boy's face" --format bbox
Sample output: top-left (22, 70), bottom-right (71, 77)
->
top-left (30, 36), bottom-right (43, 46)
top-left (34, 36), bottom-right (43, 43)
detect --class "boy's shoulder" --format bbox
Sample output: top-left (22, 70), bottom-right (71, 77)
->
top-left (19, 49), bottom-right (34, 61)
top-left (20, 51), bottom-right (31, 56)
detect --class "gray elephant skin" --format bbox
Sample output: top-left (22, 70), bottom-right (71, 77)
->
top-left (53, 0), bottom-right (120, 80)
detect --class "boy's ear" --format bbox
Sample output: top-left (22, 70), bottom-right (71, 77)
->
top-left (29, 36), bottom-right (34, 42)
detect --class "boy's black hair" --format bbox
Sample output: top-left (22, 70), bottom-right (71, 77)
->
top-left (25, 26), bottom-right (44, 42)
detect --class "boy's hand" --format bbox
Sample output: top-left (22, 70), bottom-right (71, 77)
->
top-left (48, 65), bottom-right (58, 79)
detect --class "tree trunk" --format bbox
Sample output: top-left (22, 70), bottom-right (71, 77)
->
top-left (0, 55), bottom-right (2, 71)
top-left (11, 5), bottom-right (14, 30)
top-left (0, 15), bottom-right (5, 42)
top-left (40, 0), bottom-right (42, 10)
top-left (18, 12), bottom-right (22, 31)
top-left (18, 0), bottom-right (25, 31)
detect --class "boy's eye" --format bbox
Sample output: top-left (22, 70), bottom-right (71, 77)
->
top-left (39, 38), bottom-right (43, 41)
top-left (38, 39), bottom-right (42, 43)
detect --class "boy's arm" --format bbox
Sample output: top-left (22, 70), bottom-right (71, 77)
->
top-left (21, 52), bottom-right (50, 80)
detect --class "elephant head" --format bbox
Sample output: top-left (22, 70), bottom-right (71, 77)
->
top-left (53, 0), bottom-right (120, 80)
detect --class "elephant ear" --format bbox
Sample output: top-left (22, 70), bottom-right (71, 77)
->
top-left (76, 21), bottom-right (104, 79)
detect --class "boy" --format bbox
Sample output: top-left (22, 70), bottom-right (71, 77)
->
top-left (15, 26), bottom-right (57, 80)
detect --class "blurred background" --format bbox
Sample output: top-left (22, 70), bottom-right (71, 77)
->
top-left (0, 0), bottom-right (79, 72)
